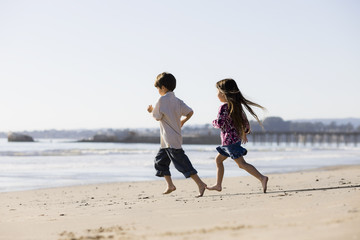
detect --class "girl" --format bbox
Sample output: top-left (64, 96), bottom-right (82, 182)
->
top-left (207, 78), bottom-right (268, 193)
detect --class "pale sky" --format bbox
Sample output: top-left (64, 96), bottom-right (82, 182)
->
top-left (1, 0), bottom-right (359, 131)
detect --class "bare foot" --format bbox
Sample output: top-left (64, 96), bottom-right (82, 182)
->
top-left (207, 185), bottom-right (222, 192)
top-left (196, 184), bottom-right (207, 198)
top-left (262, 176), bottom-right (268, 193)
top-left (163, 186), bottom-right (176, 194)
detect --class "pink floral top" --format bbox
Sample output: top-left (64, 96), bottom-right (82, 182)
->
top-left (213, 103), bottom-right (250, 146)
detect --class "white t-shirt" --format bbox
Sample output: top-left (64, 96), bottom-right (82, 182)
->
top-left (152, 92), bottom-right (192, 149)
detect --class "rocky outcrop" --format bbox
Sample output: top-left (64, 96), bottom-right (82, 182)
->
top-left (8, 133), bottom-right (35, 142)
top-left (92, 134), bottom-right (118, 142)
top-left (79, 132), bottom-right (131, 143)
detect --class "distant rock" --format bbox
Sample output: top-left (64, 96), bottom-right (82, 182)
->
top-left (78, 131), bottom-right (160, 143)
top-left (79, 133), bottom-right (128, 143)
top-left (8, 133), bottom-right (34, 142)
top-left (92, 134), bottom-right (118, 142)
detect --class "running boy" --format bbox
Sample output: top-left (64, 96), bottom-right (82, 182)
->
top-left (147, 72), bottom-right (207, 197)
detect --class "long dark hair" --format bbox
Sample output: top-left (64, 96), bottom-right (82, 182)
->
top-left (216, 78), bottom-right (265, 139)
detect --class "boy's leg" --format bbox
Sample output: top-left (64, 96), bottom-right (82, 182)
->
top-left (163, 175), bottom-right (176, 194)
top-left (154, 149), bottom-right (176, 194)
top-left (233, 156), bottom-right (268, 193)
top-left (190, 174), bottom-right (207, 198)
top-left (208, 154), bottom-right (227, 191)
top-left (166, 148), bottom-right (206, 197)
top-left (165, 149), bottom-right (198, 177)
top-left (154, 149), bottom-right (171, 177)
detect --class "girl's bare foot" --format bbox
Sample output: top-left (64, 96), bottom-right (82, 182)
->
top-left (163, 186), bottom-right (176, 194)
top-left (207, 185), bottom-right (222, 192)
top-left (262, 176), bottom-right (268, 193)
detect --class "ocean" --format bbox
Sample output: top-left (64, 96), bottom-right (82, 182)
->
top-left (1, 138), bottom-right (359, 192)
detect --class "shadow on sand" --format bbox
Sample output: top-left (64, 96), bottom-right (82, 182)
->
top-left (206, 184), bottom-right (360, 197)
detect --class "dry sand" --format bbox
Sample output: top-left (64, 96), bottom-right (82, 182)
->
top-left (0, 165), bottom-right (359, 240)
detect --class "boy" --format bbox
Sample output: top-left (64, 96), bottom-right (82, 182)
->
top-left (147, 72), bottom-right (207, 197)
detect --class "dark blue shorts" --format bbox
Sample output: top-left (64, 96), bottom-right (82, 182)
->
top-left (216, 141), bottom-right (247, 159)
top-left (154, 148), bottom-right (198, 178)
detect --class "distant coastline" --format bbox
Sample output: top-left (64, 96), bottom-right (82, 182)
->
top-left (78, 134), bottom-right (221, 145)
top-left (1, 117), bottom-right (360, 145)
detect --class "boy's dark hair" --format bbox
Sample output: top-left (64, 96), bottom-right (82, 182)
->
top-left (154, 72), bottom-right (176, 91)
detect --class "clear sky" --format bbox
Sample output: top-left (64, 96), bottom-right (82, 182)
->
top-left (1, 0), bottom-right (359, 131)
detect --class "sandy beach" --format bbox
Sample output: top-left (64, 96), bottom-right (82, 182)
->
top-left (0, 165), bottom-right (359, 240)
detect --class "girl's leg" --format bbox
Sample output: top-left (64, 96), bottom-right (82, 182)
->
top-left (233, 156), bottom-right (268, 193)
top-left (207, 154), bottom-right (228, 191)
top-left (163, 175), bottom-right (176, 194)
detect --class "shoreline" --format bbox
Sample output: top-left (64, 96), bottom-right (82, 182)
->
top-left (0, 164), bottom-right (359, 240)
top-left (1, 163), bottom-right (357, 194)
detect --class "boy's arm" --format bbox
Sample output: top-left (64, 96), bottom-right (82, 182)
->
top-left (181, 111), bottom-right (193, 127)
top-left (149, 100), bottom-right (163, 121)
top-left (147, 105), bottom-right (153, 113)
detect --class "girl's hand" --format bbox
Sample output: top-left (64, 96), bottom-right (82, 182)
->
top-left (242, 135), bottom-right (249, 144)
top-left (147, 105), bottom-right (153, 113)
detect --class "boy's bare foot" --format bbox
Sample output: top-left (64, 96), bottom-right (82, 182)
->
top-left (207, 185), bottom-right (222, 192)
top-left (163, 186), bottom-right (176, 194)
top-left (196, 184), bottom-right (207, 198)
top-left (262, 176), bottom-right (268, 193)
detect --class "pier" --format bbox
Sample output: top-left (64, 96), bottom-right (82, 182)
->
top-left (249, 131), bottom-right (360, 146)
top-left (79, 131), bottom-right (360, 146)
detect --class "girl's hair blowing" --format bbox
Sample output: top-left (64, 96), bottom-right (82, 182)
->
top-left (216, 79), bottom-right (265, 139)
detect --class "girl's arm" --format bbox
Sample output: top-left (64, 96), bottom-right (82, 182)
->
top-left (242, 112), bottom-right (251, 134)
top-left (212, 104), bottom-right (228, 129)
top-left (181, 111), bottom-right (193, 127)
top-left (242, 113), bottom-right (250, 143)
top-left (242, 134), bottom-right (249, 144)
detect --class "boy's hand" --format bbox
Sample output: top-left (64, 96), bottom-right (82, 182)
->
top-left (180, 119), bottom-right (186, 128)
top-left (180, 111), bottom-right (193, 128)
top-left (147, 105), bottom-right (153, 113)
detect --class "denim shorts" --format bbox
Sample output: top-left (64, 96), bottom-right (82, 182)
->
top-left (216, 141), bottom-right (247, 159)
top-left (154, 148), bottom-right (198, 178)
